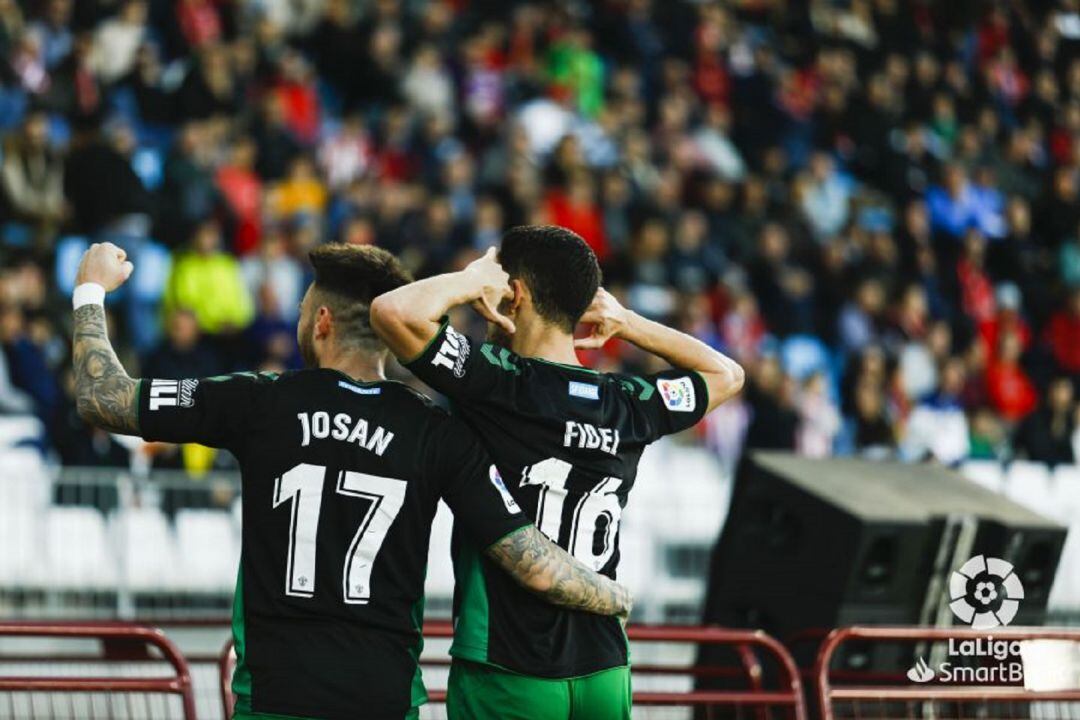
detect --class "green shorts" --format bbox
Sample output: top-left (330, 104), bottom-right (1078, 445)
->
top-left (446, 660), bottom-right (632, 720)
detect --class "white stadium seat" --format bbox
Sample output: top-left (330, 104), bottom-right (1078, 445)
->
top-left (43, 506), bottom-right (116, 590)
top-left (960, 460), bottom-right (1005, 493)
top-left (1049, 524), bottom-right (1080, 610)
top-left (175, 509), bottom-right (239, 593)
top-left (0, 447), bottom-right (50, 513)
top-left (1004, 461), bottom-right (1057, 520)
top-left (0, 508), bottom-right (43, 588)
top-left (111, 507), bottom-right (180, 592)
top-left (1052, 465), bottom-right (1080, 520)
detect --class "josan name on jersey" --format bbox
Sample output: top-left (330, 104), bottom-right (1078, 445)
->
top-left (297, 410), bottom-right (395, 456)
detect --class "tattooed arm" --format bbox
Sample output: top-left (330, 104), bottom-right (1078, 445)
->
top-left (485, 525), bottom-right (632, 621)
top-left (71, 243), bottom-right (140, 435)
top-left (73, 304), bottom-right (140, 434)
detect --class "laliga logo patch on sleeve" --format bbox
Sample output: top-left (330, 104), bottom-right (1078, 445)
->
top-left (656, 377), bottom-right (696, 413)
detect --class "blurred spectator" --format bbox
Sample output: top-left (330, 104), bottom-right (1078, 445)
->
top-left (795, 372), bottom-right (840, 457)
top-left (90, 0), bottom-right (147, 84)
top-left (1, 110), bottom-right (65, 246)
top-left (985, 329), bottom-right (1038, 422)
top-left (926, 164), bottom-right (1005, 239)
top-left (1014, 378), bottom-right (1077, 466)
top-left (902, 357), bottom-right (971, 466)
top-left (63, 121), bottom-right (151, 238)
top-left (162, 220), bottom-right (254, 336)
top-left (1046, 290), bottom-right (1080, 380)
top-left (142, 308), bottom-right (223, 381)
top-left (743, 356), bottom-right (798, 451)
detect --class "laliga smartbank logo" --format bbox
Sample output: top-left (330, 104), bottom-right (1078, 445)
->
top-left (907, 555), bottom-right (1025, 685)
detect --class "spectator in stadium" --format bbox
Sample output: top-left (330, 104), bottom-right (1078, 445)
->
top-left (902, 357), bottom-right (971, 466)
top-left (0, 109), bottom-right (65, 247)
top-left (162, 220), bottom-right (254, 337)
top-left (1014, 377), bottom-right (1077, 466)
top-left (141, 308), bottom-right (223, 381)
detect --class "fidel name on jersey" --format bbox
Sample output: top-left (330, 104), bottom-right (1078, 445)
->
top-left (563, 420), bottom-right (620, 456)
top-left (297, 410), bottom-right (394, 456)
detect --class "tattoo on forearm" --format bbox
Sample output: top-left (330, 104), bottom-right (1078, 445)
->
top-left (72, 304), bottom-right (139, 434)
top-left (487, 526), bottom-right (631, 618)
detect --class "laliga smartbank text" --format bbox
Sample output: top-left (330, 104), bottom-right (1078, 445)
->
top-left (938, 636), bottom-right (1024, 683)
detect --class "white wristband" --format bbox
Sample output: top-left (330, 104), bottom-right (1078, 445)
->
top-left (73, 283), bottom-right (106, 310)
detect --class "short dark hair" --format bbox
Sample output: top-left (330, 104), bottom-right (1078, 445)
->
top-left (499, 225), bottom-right (600, 332)
top-left (309, 244), bottom-right (412, 349)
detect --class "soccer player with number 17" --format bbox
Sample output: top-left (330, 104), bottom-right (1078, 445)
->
top-left (70, 241), bottom-right (631, 720)
top-left (372, 225), bottom-right (746, 719)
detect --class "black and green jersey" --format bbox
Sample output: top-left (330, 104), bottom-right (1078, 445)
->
top-left (137, 369), bottom-right (528, 720)
top-left (405, 319), bottom-right (709, 678)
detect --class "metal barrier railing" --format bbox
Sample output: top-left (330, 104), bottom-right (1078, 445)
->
top-left (0, 622), bottom-right (197, 719)
top-left (215, 620), bottom-right (806, 719)
top-left (814, 626), bottom-right (1080, 720)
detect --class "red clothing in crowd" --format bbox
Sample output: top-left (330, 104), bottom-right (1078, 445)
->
top-left (985, 361), bottom-right (1038, 421)
top-left (176, 0), bottom-right (222, 49)
top-left (216, 164), bottom-right (263, 256)
top-left (957, 258), bottom-right (996, 323)
top-left (544, 191), bottom-right (609, 261)
top-left (273, 82), bottom-right (321, 146)
top-left (1046, 309), bottom-right (1080, 373)
top-left (978, 312), bottom-right (1031, 359)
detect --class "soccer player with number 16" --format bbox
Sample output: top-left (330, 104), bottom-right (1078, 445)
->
top-left (372, 225), bottom-right (745, 719)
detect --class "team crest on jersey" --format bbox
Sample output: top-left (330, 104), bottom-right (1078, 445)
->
top-left (656, 377), bottom-right (696, 413)
top-left (489, 465), bottom-right (520, 514)
top-left (431, 326), bottom-right (470, 378)
top-left (149, 378), bottom-right (198, 411)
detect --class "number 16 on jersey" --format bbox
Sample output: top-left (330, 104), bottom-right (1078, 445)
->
top-left (272, 463), bottom-right (407, 604)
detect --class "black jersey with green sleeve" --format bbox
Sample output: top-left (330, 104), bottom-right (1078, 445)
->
top-left (137, 369), bottom-right (528, 720)
top-left (404, 319), bottom-right (708, 678)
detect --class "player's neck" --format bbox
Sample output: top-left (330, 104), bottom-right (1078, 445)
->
top-left (509, 320), bottom-right (581, 367)
top-left (318, 350), bottom-right (386, 383)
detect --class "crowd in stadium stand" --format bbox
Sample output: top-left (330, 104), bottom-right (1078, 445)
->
top-left (0, 0), bottom-right (1079, 473)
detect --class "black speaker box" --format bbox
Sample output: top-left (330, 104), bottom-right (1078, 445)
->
top-left (701, 452), bottom-right (1067, 669)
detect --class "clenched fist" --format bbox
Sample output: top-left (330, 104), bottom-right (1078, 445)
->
top-left (75, 243), bottom-right (134, 292)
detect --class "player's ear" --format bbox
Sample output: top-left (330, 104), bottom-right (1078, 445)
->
top-left (314, 305), bottom-right (333, 339)
top-left (508, 278), bottom-right (527, 315)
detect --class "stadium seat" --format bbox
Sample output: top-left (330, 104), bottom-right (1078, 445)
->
top-left (1004, 461), bottom-right (1057, 520)
top-left (1049, 524), bottom-right (1080, 610)
top-left (43, 506), bottom-right (117, 590)
top-left (0, 447), bottom-right (51, 513)
top-left (1052, 465), bottom-right (1080, 519)
top-left (424, 501), bottom-right (456, 604)
top-left (175, 509), bottom-right (239, 593)
top-left (0, 508), bottom-right (42, 588)
top-left (111, 507), bottom-right (180, 592)
top-left (0, 415), bottom-right (43, 448)
top-left (960, 460), bottom-right (1005, 494)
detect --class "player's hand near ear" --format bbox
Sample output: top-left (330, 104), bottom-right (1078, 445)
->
top-left (371, 248), bottom-right (515, 362)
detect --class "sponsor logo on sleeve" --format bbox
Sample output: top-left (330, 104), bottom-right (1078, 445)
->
top-left (568, 381), bottom-right (600, 400)
top-left (489, 465), bottom-right (521, 514)
top-left (656, 377), bottom-right (696, 413)
top-left (149, 378), bottom-right (198, 411)
top-left (431, 326), bottom-right (471, 378)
